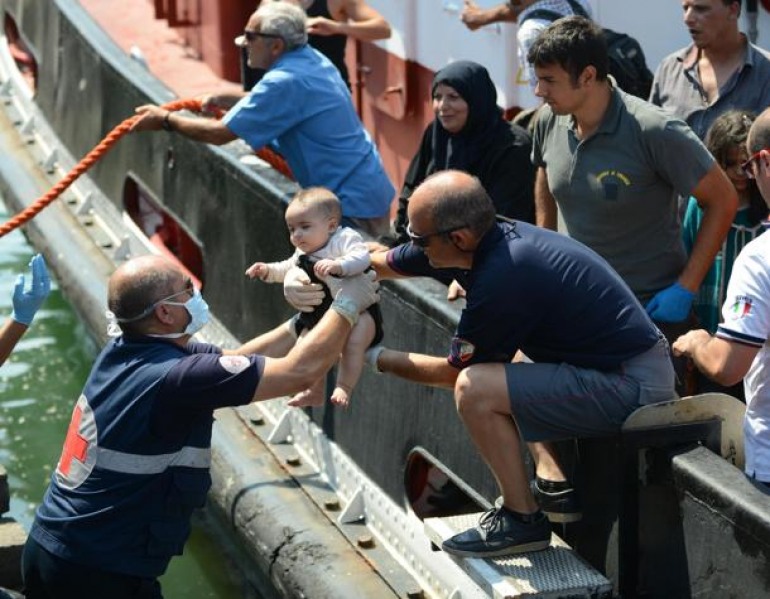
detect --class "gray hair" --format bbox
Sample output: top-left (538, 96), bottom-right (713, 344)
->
top-left (258, 2), bottom-right (308, 51)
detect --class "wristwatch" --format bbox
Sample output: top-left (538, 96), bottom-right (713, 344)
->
top-left (162, 111), bottom-right (174, 132)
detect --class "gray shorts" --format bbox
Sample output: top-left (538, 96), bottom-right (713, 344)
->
top-left (505, 336), bottom-right (675, 442)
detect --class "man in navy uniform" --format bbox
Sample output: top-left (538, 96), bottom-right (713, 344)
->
top-left (21, 254), bottom-right (377, 597)
top-left (367, 170), bottom-right (675, 557)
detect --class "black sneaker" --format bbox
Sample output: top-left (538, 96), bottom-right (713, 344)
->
top-left (441, 507), bottom-right (551, 558)
top-left (531, 479), bottom-right (582, 523)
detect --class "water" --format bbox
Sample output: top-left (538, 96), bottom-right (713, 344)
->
top-left (0, 202), bottom-right (245, 598)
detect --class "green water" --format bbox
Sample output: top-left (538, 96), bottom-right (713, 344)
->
top-left (0, 207), bottom-right (246, 598)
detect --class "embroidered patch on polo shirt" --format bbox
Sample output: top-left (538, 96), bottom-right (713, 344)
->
top-left (727, 295), bottom-right (753, 320)
top-left (218, 355), bottom-right (251, 374)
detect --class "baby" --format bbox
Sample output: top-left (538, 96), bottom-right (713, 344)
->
top-left (246, 187), bottom-right (382, 407)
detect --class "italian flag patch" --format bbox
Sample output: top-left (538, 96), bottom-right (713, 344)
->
top-left (728, 296), bottom-right (753, 319)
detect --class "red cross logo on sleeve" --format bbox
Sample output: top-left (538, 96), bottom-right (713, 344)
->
top-left (58, 403), bottom-right (89, 476)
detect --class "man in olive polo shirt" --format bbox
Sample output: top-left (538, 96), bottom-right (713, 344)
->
top-left (528, 17), bottom-right (737, 391)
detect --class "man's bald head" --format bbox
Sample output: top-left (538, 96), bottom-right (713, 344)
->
top-left (108, 255), bottom-right (184, 334)
top-left (410, 170), bottom-right (496, 239)
top-left (748, 108), bottom-right (770, 155)
top-left (747, 108), bottom-right (770, 210)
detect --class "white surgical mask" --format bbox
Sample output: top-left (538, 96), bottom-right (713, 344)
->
top-left (150, 287), bottom-right (210, 339)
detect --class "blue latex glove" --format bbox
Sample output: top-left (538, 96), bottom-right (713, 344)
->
top-left (645, 282), bottom-right (695, 323)
top-left (11, 254), bottom-right (51, 325)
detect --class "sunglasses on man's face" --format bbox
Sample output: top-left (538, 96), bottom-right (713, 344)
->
top-left (741, 149), bottom-right (769, 180)
top-left (242, 30), bottom-right (282, 43)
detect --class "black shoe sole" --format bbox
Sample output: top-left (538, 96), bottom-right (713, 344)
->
top-left (441, 537), bottom-right (551, 558)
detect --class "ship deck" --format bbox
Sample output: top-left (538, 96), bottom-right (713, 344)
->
top-left (78, 0), bottom-right (242, 99)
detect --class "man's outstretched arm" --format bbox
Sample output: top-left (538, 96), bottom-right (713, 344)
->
top-left (132, 104), bottom-right (238, 145)
top-left (370, 347), bottom-right (460, 390)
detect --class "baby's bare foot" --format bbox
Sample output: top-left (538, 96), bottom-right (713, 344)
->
top-left (330, 385), bottom-right (351, 407)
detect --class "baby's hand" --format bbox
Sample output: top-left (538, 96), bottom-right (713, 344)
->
top-left (314, 259), bottom-right (342, 278)
top-left (245, 262), bottom-right (268, 279)
top-left (446, 279), bottom-right (466, 301)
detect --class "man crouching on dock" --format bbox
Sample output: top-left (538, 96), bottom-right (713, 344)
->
top-left (21, 254), bottom-right (377, 598)
top-left (366, 170), bottom-right (675, 558)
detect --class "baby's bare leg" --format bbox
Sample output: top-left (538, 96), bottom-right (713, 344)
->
top-left (331, 312), bottom-right (375, 407)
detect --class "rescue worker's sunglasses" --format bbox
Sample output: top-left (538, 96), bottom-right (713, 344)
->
top-left (741, 148), bottom-right (769, 179)
top-left (153, 278), bottom-right (195, 307)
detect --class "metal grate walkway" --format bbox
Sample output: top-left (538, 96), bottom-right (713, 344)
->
top-left (425, 513), bottom-right (613, 599)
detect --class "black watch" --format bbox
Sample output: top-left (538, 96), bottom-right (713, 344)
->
top-left (162, 112), bottom-right (174, 132)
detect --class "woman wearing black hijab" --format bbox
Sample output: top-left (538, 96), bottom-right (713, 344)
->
top-left (388, 60), bottom-right (536, 245)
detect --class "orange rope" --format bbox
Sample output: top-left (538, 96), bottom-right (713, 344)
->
top-left (255, 146), bottom-right (294, 180)
top-left (0, 98), bottom-right (293, 238)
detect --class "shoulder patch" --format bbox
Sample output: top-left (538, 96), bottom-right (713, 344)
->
top-left (451, 337), bottom-right (476, 365)
top-left (727, 295), bottom-right (753, 320)
top-left (218, 355), bottom-right (251, 374)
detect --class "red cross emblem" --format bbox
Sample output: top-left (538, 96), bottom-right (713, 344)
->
top-left (58, 403), bottom-right (89, 476)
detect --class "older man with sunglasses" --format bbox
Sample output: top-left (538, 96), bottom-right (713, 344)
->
top-left (132, 2), bottom-right (394, 238)
top-left (366, 170), bottom-right (675, 558)
top-left (674, 107), bottom-right (770, 496)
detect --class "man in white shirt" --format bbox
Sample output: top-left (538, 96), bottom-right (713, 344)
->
top-left (673, 106), bottom-right (770, 492)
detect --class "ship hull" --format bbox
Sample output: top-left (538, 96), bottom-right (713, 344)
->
top-left (2, 1), bottom-right (770, 597)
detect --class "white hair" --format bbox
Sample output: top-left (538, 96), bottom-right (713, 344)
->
top-left (257, 2), bottom-right (308, 51)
